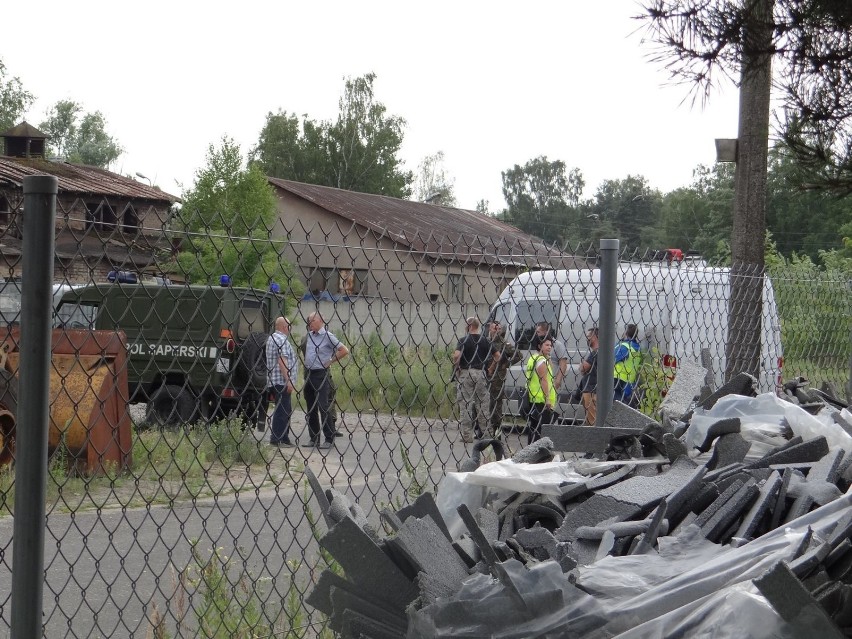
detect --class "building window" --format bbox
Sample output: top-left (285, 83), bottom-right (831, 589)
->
top-left (121, 204), bottom-right (139, 235)
top-left (447, 274), bottom-right (463, 303)
top-left (308, 268), bottom-right (334, 297)
top-left (336, 268), bottom-right (367, 296)
top-left (86, 201), bottom-right (117, 231)
top-left (308, 267), bottom-right (368, 297)
top-left (0, 196), bottom-right (9, 226)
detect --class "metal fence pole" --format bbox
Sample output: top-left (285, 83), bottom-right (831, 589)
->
top-left (596, 239), bottom-right (619, 427)
top-left (11, 175), bottom-right (58, 638)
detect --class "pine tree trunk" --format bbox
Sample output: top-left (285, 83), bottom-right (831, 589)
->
top-left (725, 0), bottom-right (774, 383)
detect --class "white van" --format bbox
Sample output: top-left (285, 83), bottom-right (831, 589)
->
top-left (488, 263), bottom-right (783, 422)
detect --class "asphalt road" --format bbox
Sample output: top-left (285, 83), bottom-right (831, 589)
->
top-left (0, 410), bottom-right (527, 638)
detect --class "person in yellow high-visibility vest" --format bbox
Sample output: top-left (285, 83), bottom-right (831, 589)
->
top-left (525, 337), bottom-right (556, 444)
top-left (613, 324), bottom-right (642, 407)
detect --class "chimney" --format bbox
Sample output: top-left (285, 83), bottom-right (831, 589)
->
top-left (1, 121), bottom-right (48, 159)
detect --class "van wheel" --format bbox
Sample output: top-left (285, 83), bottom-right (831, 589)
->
top-left (147, 385), bottom-right (195, 428)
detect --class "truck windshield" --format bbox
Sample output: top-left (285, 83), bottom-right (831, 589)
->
top-left (514, 299), bottom-right (560, 350)
top-left (55, 302), bottom-right (98, 329)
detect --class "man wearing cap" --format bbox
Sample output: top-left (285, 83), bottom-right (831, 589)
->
top-left (452, 317), bottom-right (491, 443)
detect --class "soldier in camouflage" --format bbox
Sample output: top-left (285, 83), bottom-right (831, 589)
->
top-left (485, 320), bottom-right (522, 437)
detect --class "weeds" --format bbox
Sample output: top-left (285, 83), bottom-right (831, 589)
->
top-left (184, 541), bottom-right (271, 639)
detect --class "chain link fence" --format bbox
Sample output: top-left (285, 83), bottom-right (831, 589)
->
top-left (0, 189), bottom-right (850, 637)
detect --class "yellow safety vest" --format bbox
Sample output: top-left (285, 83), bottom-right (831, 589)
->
top-left (526, 354), bottom-right (556, 405)
top-left (614, 341), bottom-right (641, 384)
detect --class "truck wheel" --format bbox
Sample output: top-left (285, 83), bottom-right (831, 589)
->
top-left (146, 385), bottom-right (195, 428)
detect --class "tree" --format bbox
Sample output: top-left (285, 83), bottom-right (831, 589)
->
top-left (641, 0), bottom-right (773, 381)
top-left (177, 136), bottom-right (302, 294)
top-left (0, 59), bottom-right (34, 134)
top-left (586, 175), bottom-right (659, 252)
top-left (39, 102), bottom-right (122, 168)
top-left (641, 0), bottom-right (852, 379)
top-left (412, 151), bottom-right (456, 206)
top-left (501, 156), bottom-right (581, 244)
top-left (251, 74), bottom-right (412, 198)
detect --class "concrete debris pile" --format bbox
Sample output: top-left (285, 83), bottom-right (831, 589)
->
top-left (305, 373), bottom-right (852, 638)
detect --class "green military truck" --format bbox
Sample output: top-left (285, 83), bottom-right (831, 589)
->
top-left (53, 281), bottom-right (283, 426)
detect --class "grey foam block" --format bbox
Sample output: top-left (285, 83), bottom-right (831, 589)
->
top-left (328, 585), bottom-right (407, 635)
top-left (632, 500), bottom-right (669, 554)
top-left (513, 524), bottom-right (558, 561)
top-left (706, 432), bottom-right (751, 470)
top-left (476, 507), bottom-right (500, 542)
top-left (603, 401), bottom-right (660, 430)
top-left (585, 463), bottom-right (637, 491)
top-left (303, 466), bottom-right (333, 527)
top-left (542, 424), bottom-right (645, 453)
top-left (769, 468), bottom-right (794, 531)
top-left (307, 570), bottom-right (401, 622)
top-left (701, 479), bottom-right (759, 543)
top-left (554, 495), bottom-right (638, 542)
top-left (452, 535), bottom-right (479, 567)
top-left (662, 433), bottom-right (689, 462)
top-left (574, 518), bottom-right (670, 541)
top-left (694, 372), bottom-right (758, 412)
top-left (511, 437), bottom-right (555, 463)
top-left (807, 447), bottom-right (845, 483)
top-left (319, 516), bottom-right (418, 613)
top-left (700, 348), bottom-right (715, 388)
top-left (753, 561), bottom-right (845, 638)
top-left (659, 358), bottom-right (708, 420)
top-left (696, 418), bottom-right (742, 453)
top-left (340, 608), bottom-right (408, 639)
top-left (596, 456), bottom-right (699, 512)
top-left (395, 491), bottom-right (453, 542)
top-left (735, 471), bottom-right (783, 541)
top-left (784, 493), bottom-right (815, 524)
top-left (747, 436), bottom-right (830, 469)
top-left (665, 465), bottom-right (708, 521)
top-left (704, 462), bottom-right (745, 483)
top-left (393, 516), bottom-right (470, 593)
top-left (517, 502), bottom-right (565, 529)
top-left (693, 479), bottom-right (745, 529)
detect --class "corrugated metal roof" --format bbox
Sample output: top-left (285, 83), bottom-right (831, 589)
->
top-left (0, 156), bottom-right (179, 203)
top-left (268, 178), bottom-right (570, 265)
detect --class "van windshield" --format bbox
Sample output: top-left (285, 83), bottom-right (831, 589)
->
top-left (514, 299), bottom-right (560, 350)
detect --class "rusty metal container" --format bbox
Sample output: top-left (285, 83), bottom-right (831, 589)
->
top-left (0, 328), bottom-right (132, 474)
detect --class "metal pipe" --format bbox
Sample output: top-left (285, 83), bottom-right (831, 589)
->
top-left (596, 239), bottom-right (619, 427)
top-left (11, 175), bottom-right (57, 638)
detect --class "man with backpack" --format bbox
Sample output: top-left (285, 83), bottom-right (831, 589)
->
top-left (613, 324), bottom-right (642, 408)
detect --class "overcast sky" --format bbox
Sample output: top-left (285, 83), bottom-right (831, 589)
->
top-left (4, 1), bottom-right (741, 210)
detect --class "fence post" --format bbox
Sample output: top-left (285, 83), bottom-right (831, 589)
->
top-left (11, 175), bottom-right (57, 638)
top-left (597, 239), bottom-right (619, 427)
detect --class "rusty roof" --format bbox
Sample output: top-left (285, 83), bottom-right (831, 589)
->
top-left (0, 156), bottom-right (179, 203)
top-left (268, 178), bottom-right (575, 267)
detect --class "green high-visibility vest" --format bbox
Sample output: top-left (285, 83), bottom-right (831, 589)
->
top-left (526, 354), bottom-right (556, 404)
top-left (614, 341), bottom-right (641, 384)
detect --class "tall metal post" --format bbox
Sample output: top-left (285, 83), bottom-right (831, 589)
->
top-left (596, 239), bottom-right (619, 427)
top-left (11, 175), bottom-right (57, 638)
